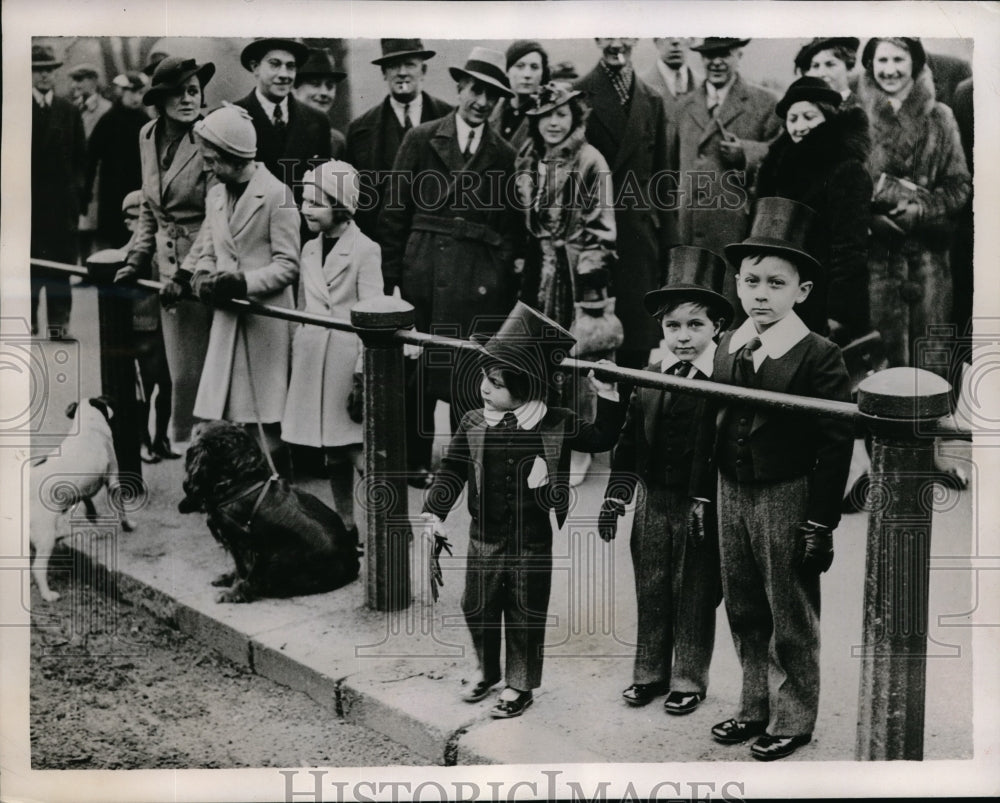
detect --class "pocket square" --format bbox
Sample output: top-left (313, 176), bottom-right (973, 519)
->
top-left (527, 455), bottom-right (549, 489)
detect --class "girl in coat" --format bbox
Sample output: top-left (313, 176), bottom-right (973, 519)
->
top-left (756, 76), bottom-right (873, 342)
top-left (282, 161), bottom-right (383, 537)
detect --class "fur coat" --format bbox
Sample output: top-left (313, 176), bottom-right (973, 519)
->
top-left (756, 106), bottom-right (873, 338)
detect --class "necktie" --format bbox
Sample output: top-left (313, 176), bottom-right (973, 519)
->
top-left (402, 103), bottom-right (413, 131)
top-left (668, 360), bottom-right (693, 378)
top-left (273, 103), bottom-right (285, 129)
top-left (463, 129), bottom-right (475, 159)
top-left (733, 336), bottom-right (762, 386)
top-left (499, 411), bottom-right (518, 432)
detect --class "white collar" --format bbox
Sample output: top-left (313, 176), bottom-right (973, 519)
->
top-left (482, 399), bottom-right (547, 431)
top-left (80, 93), bottom-right (100, 113)
top-left (655, 60), bottom-right (689, 96)
top-left (661, 340), bottom-right (716, 377)
top-left (389, 94), bottom-right (422, 126)
top-left (33, 88), bottom-right (54, 106)
top-left (454, 112), bottom-right (484, 155)
top-left (255, 88), bottom-right (288, 121)
top-left (705, 76), bottom-right (735, 108)
top-left (729, 312), bottom-right (809, 370)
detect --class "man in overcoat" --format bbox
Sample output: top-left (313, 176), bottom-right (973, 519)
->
top-left (641, 38), bottom-right (698, 126)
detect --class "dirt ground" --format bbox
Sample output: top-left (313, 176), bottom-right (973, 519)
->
top-left (29, 577), bottom-right (424, 769)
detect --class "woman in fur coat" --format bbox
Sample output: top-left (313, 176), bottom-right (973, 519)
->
top-left (755, 76), bottom-right (873, 342)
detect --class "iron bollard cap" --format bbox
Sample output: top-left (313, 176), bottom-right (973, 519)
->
top-left (351, 296), bottom-right (415, 331)
top-left (86, 249), bottom-right (127, 284)
top-left (857, 367), bottom-right (952, 421)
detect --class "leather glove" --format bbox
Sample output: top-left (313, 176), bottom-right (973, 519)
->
top-left (718, 137), bottom-right (746, 168)
top-left (888, 199), bottom-right (922, 233)
top-left (212, 271), bottom-right (248, 302)
top-left (687, 499), bottom-right (716, 546)
top-left (796, 522), bottom-right (834, 574)
top-left (159, 269), bottom-right (192, 310)
top-left (191, 270), bottom-right (217, 302)
top-left (598, 498), bottom-right (626, 542)
top-left (347, 372), bottom-right (364, 423)
top-left (114, 265), bottom-right (138, 284)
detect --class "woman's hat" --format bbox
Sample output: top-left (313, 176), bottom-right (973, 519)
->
top-left (793, 37), bottom-right (860, 73)
top-left (505, 40), bottom-right (550, 84)
top-left (861, 37), bottom-right (926, 77)
top-left (371, 38), bottom-right (436, 66)
top-left (296, 48), bottom-right (347, 84)
top-left (775, 75), bottom-right (842, 118)
top-left (644, 246), bottom-right (734, 324)
top-left (689, 38), bottom-right (751, 54)
top-left (143, 56), bottom-right (215, 106)
top-left (240, 38), bottom-right (309, 71)
top-left (473, 301), bottom-right (576, 383)
top-left (526, 81), bottom-right (583, 117)
top-left (302, 160), bottom-right (361, 214)
top-left (724, 197), bottom-right (820, 278)
top-left (448, 47), bottom-right (515, 97)
top-left (32, 44), bottom-right (62, 69)
top-left (112, 71), bottom-right (146, 92)
top-left (193, 103), bottom-right (257, 159)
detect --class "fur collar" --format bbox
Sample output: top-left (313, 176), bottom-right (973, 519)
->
top-left (858, 65), bottom-right (937, 123)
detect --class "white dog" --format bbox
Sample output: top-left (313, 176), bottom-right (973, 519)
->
top-left (29, 397), bottom-right (135, 601)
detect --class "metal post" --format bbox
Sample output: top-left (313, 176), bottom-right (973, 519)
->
top-left (854, 367), bottom-right (953, 760)
top-left (351, 296), bottom-right (414, 611)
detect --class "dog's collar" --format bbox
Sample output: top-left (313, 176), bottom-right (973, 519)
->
top-left (210, 475), bottom-right (279, 535)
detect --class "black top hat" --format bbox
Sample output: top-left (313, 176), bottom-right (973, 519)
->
top-left (143, 56), bottom-right (216, 106)
top-left (724, 197), bottom-right (820, 278)
top-left (296, 48), bottom-right (346, 84)
top-left (775, 75), bottom-right (843, 118)
top-left (240, 38), bottom-right (309, 71)
top-left (449, 47), bottom-right (515, 97)
top-left (644, 246), bottom-right (734, 324)
top-left (371, 38), bottom-right (436, 66)
top-left (794, 37), bottom-right (860, 72)
top-left (861, 37), bottom-right (926, 78)
top-left (32, 44), bottom-right (62, 69)
top-left (473, 301), bottom-right (576, 384)
top-left (689, 37), bottom-right (751, 54)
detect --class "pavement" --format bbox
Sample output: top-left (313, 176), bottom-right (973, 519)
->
top-left (23, 284), bottom-right (977, 765)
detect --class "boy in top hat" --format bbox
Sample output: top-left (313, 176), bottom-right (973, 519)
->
top-left (422, 302), bottom-right (626, 719)
top-left (292, 48), bottom-right (348, 158)
top-left (599, 246), bottom-right (732, 716)
top-left (690, 197), bottom-right (854, 760)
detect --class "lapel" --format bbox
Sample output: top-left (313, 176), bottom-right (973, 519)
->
top-left (538, 412), bottom-right (565, 480)
top-left (468, 418), bottom-right (487, 491)
top-left (227, 164), bottom-right (268, 240)
top-left (429, 113), bottom-right (464, 172)
top-left (209, 186), bottom-right (239, 265)
top-left (323, 222), bottom-right (357, 287)
top-left (466, 123), bottom-right (501, 172)
top-left (613, 79), bottom-right (651, 172)
top-left (586, 67), bottom-right (628, 151)
top-left (715, 74), bottom-right (748, 130)
top-left (161, 125), bottom-right (200, 197)
top-left (139, 121), bottom-right (163, 205)
top-left (684, 85), bottom-right (714, 146)
top-left (640, 386), bottom-right (663, 446)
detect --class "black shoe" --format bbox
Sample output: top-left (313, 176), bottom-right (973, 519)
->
top-left (461, 677), bottom-right (501, 703)
top-left (711, 718), bottom-right (767, 745)
top-left (664, 690), bottom-right (705, 715)
top-left (490, 689), bottom-right (533, 718)
top-left (407, 467), bottom-right (435, 489)
top-left (140, 443), bottom-right (162, 464)
top-left (151, 436), bottom-right (182, 460)
top-left (750, 732), bottom-right (812, 761)
top-left (621, 681), bottom-right (668, 707)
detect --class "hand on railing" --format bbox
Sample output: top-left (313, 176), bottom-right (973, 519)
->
top-left (212, 271), bottom-right (248, 302)
top-left (113, 265), bottom-right (138, 284)
top-left (796, 522), bottom-right (834, 574)
top-left (160, 272), bottom-right (191, 310)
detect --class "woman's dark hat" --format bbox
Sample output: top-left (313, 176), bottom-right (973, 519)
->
top-left (775, 75), bottom-right (842, 118)
top-left (689, 38), bottom-right (751, 54)
top-left (449, 47), bottom-right (515, 97)
top-left (794, 37), bottom-right (860, 73)
top-left (645, 246), bottom-right (734, 323)
top-left (861, 37), bottom-right (926, 77)
top-left (32, 44), bottom-right (63, 69)
top-left (526, 81), bottom-right (583, 117)
top-left (240, 38), bottom-right (309, 71)
top-left (143, 56), bottom-right (216, 106)
top-left (506, 40), bottom-right (551, 84)
top-left (296, 48), bottom-right (346, 84)
top-left (473, 301), bottom-right (576, 383)
top-left (724, 197), bottom-right (820, 278)
top-left (372, 38), bottom-right (436, 66)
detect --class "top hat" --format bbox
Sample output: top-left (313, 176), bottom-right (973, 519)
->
top-left (689, 37), bottom-right (751, 54)
top-left (193, 103), bottom-right (257, 159)
top-left (860, 37), bottom-right (926, 77)
top-left (644, 246), bottom-right (734, 324)
top-left (775, 75), bottom-right (843, 118)
top-left (371, 38), bottom-right (436, 66)
top-left (473, 301), bottom-right (576, 383)
top-left (526, 81), bottom-right (583, 117)
top-left (240, 38), bottom-right (309, 71)
top-left (143, 56), bottom-right (216, 106)
top-left (724, 197), bottom-right (820, 278)
top-left (32, 44), bottom-right (63, 69)
top-left (793, 37), bottom-right (860, 73)
top-left (449, 47), bottom-right (515, 97)
top-left (296, 48), bottom-right (347, 84)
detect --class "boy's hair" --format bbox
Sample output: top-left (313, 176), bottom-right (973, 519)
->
top-left (739, 252), bottom-right (808, 283)
top-left (657, 297), bottom-right (726, 327)
top-left (483, 362), bottom-right (545, 404)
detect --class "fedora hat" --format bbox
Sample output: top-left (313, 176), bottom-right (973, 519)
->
top-left (296, 48), bottom-right (346, 84)
top-left (793, 37), bottom-right (860, 72)
top-left (689, 37), bottom-right (751, 54)
top-left (240, 38), bottom-right (309, 71)
top-left (644, 247), bottom-right (734, 324)
top-left (724, 197), bottom-right (820, 278)
top-left (371, 38), bottom-right (436, 66)
top-left (473, 301), bottom-right (576, 384)
top-left (32, 44), bottom-right (62, 69)
top-left (860, 37), bottom-right (926, 77)
top-left (526, 81), bottom-right (584, 117)
top-left (449, 47), bottom-right (515, 97)
top-left (775, 75), bottom-right (842, 119)
top-left (143, 56), bottom-right (215, 106)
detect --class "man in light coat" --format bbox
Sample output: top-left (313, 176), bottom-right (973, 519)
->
top-left (641, 38), bottom-right (698, 126)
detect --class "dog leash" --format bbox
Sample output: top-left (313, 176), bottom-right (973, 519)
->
top-left (239, 314), bottom-right (280, 480)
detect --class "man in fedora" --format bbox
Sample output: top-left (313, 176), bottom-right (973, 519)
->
top-left (345, 39), bottom-right (452, 241)
top-left (31, 43), bottom-right (86, 339)
top-left (292, 47), bottom-right (348, 158)
top-left (235, 37), bottom-right (332, 205)
top-left (71, 63), bottom-right (112, 258)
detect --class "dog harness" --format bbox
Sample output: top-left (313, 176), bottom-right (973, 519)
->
top-left (210, 474), bottom-right (279, 537)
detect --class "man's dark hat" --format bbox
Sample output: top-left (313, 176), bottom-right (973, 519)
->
top-left (372, 38), bottom-right (436, 66)
top-left (861, 37), bottom-right (926, 77)
top-left (473, 301), bottom-right (576, 384)
top-left (143, 56), bottom-right (216, 106)
top-left (240, 38), bottom-right (309, 71)
top-left (724, 197), bottom-right (820, 278)
top-left (296, 48), bottom-right (346, 84)
top-left (689, 37), bottom-right (751, 54)
top-left (775, 75), bottom-right (843, 118)
top-left (794, 37), bottom-right (860, 73)
top-left (32, 44), bottom-right (62, 69)
top-left (644, 246), bottom-right (734, 324)
top-left (449, 46), bottom-right (515, 97)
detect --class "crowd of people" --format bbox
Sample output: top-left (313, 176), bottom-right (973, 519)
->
top-left (29, 34), bottom-right (974, 758)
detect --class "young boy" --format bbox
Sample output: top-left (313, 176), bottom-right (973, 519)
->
top-left (599, 246), bottom-right (732, 716)
top-left (422, 302), bottom-right (625, 719)
top-left (691, 197), bottom-right (854, 761)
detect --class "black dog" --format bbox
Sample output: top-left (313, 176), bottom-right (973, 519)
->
top-left (179, 421), bottom-right (360, 603)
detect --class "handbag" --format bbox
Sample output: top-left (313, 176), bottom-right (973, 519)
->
top-left (569, 291), bottom-right (624, 360)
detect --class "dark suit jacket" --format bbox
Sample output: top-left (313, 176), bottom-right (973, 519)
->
top-left (690, 329), bottom-right (854, 528)
top-left (32, 95), bottom-right (86, 262)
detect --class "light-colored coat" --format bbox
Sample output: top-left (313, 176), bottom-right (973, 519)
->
top-left (185, 164), bottom-right (301, 423)
top-left (282, 222), bottom-right (383, 447)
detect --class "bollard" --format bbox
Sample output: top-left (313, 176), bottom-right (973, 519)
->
top-left (351, 296), bottom-right (415, 611)
top-left (854, 367), bottom-right (952, 760)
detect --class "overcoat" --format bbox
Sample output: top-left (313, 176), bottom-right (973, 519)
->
top-left (78, 94), bottom-right (113, 232)
top-left (489, 96), bottom-right (532, 151)
top-left (85, 101), bottom-right (147, 246)
top-left (639, 63), bottom-right (698, 126)
top-left (185, 164), bottom-right (300, 423)
top-left (282, 222), bottom-right (383, 447)
top-left (31, 95), bottom-right (86, 262)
